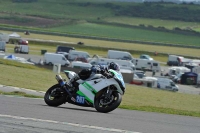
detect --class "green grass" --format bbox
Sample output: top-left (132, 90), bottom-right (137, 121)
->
top-left (2, 20), bottom-right (200, 46)
top-left (103, 16), bottom-right (200, 31)
top-left (0, 60), bottom-right (200, 117)
top-left (0, 0), bottom-right (114, 20)
top-left (47, 22), bottom-right (200, 46)
top-left (121, 84), bottom-right (200, 116)
top-left (0, 59), bottom-right (58, 91)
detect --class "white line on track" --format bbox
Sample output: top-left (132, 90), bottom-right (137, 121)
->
top-left (0, 114), bottom-right (141, 133)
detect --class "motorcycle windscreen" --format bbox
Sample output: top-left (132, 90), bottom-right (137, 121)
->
top-left (109, 69), bottom-right (125, 88)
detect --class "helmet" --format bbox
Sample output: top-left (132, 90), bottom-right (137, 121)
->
top-left (108, 62), bottom-right (120, 71)
top-left (78, 69), bottom-right (92, 80)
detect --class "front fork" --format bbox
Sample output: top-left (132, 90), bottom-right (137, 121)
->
top-left (105, 86), bottom-right (113, 98)
top-left (55, 75), bottom-right (76, 102)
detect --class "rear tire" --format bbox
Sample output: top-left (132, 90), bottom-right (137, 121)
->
top-left (44, 84), bottom-right (66, 107)
top-left (94, 91), bottom-right (122, 113)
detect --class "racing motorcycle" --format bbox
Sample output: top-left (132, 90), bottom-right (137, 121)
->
top-left (44, 69), bottom-right (125, 113)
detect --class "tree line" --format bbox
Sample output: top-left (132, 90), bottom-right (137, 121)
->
top-left (73, 1), bottom-right (200, 22)
top-left (115, 2), bottom-right (200, 22)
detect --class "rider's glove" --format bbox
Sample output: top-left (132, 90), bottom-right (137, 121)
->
top-left (103, 72), bottom-right (112, 79)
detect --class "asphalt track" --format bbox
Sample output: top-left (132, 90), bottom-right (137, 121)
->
top-left (0, 95), bottom-right (199, 133)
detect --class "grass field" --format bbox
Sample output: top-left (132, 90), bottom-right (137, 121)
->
top-left (2, 22), bottom-right (200, 46)
top-left (0, 59), bottom-right (200, 117)
top-left (0, 0), bottom-right (114, 20)
top-left (47, 22), bottom-right (200, 46)
top-left (103, 17), bottom-right (200, 31)
top-left (2, 30), bottom-right (200, 58)
top-left (1, 1), bottom-right (200, 46)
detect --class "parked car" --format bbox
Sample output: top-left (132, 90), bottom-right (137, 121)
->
top-left (56, 46), bottom-right (75, 53)
top-left (18, 39), bottom-right (28, 45)
top-left (135, 71), bottom-right (146, 78)
top-left (140, 54), bottom-right (153, 60)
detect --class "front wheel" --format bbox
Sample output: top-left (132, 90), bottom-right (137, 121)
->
top-left (44, 84), bottom-right (66, 107)
top-left (94, 91), bottom-right (122, 113)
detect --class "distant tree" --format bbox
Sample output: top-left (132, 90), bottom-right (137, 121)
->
top-left (115, 2), bottom-right (200, 22)
top-left (173, 27), bottom-right (181, 31)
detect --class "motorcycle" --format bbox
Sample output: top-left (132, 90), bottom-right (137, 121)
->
top-left (44, 69), bottom-right (125, 113)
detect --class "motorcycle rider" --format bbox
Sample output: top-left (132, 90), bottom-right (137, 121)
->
top-left (57, 62), bottom-right (121, 103)
top-left (69, 62), bottom-right (120, 85)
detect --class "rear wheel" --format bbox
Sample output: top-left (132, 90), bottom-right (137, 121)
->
top-left (44, 84), bottom-right (66, 107)
top-left (94, 91), bottom-right (122, 113)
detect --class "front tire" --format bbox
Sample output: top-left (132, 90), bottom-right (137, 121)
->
top-left (44, 84), bottom-right (66, 107)
top-left (94, 91), bottom-right (122, 113)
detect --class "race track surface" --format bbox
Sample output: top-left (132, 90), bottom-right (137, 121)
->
top-left (0, 95), bottom-right (199, 133)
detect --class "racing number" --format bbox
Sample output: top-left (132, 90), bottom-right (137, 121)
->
top-left (76, 96), bottom-right (85, 104)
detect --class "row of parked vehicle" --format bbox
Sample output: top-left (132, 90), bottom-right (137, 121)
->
top-left (43, 46), bottom-right (161, 73)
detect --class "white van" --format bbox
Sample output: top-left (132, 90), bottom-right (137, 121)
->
top-left (0, 33), bottom-right (9, 43)
top-left (71, 61), bottom-right (92, 69)
top-left (167, 55), bottom-right (184, 66)
top-left (132, 58), bottom-right (161, 72)
top-left (19, 45), bottom-right (29, 54)
top-left (89, 57), bottom-right (136, 72)
top-left (44, 53), bottom-right (70, 66)
top-left (0, 41), bottom-right (6, 52)
top-left (14, 45), bottom-right (29, 54)
top-left (157, 78), bottom-right (179, 91)
top-left (107, 50), bottom-right (133, 60)
top-left (68, 50), bottom-right (90, 61)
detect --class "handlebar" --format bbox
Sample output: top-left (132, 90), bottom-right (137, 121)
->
top-left (103, 72), bottom-right (113, 79)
